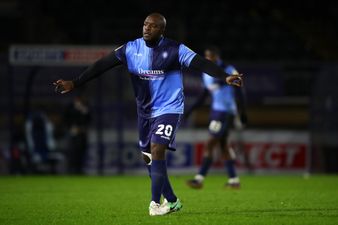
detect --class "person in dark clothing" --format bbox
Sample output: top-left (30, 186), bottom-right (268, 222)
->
top-left (64, 95), bottom-right (91, 174)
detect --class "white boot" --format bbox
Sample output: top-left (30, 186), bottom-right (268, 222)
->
top-left (149, 201), bottom-right (170, 216)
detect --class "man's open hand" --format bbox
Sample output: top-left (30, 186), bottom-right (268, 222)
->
top-left (53, 79), bottom-right (74, 94)
top-left (226, 74), bottom-right (243, 87)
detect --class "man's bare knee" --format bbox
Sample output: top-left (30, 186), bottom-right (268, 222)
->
top-left (204, 137), bottom-right (220, 157)
top-left (151, 143), bottom-right (166, 160)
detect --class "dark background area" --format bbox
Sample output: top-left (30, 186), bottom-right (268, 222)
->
top-left (1, 0), bottom-right (338, 60)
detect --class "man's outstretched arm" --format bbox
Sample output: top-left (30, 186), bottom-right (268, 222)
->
top-left (189, 54), bottom-right (243, 87)
top-left (53, 51), bottom-right (122, 94)
top-left (184, 88), bottom-right (209, 120)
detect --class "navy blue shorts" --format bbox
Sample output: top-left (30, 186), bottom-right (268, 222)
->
top-left (208, 110), bottom-right (234, 138)
top-left (138, 114), bottom-right (182, 152)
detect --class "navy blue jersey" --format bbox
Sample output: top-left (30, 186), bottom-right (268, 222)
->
top-left (202, 60), bottom-right (238, 114)
top-left (115, 37), bottom-right (196, 118)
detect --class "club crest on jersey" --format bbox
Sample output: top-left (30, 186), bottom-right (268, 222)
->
top-left (162, 51), bottom-right (168, 59)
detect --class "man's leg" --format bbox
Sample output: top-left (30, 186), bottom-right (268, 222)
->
top-left (142, 151), bottom-right (152, 177)
top-left (187, 137), bottom-right (218, 189)
top-left (146, 114), bottom-right (182, 215)
top-left (150, 143), bottom-right (182, 214)
top-left (150, 143), bottom-right (170, 203)
top-left (188, 111), bottom-right (234, 189)
top-left (142, 149), bottom-right (178, 203)
top-left (220, 137), bottom-right (240, 188)
top-left (149, 143), bottom-right (181, 216)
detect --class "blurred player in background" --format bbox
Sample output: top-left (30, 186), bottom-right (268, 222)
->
top-left (25, 110), bottom-right (57, 173)
top-left (64, 94), bottom-right (91, 174)
top-left (186, 46), bottom-right (247, 189)
top-left (53, 13), bottom-right (243, 216)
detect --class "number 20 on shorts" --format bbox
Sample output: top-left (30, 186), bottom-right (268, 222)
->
top-left (155, 124), bottom-right (173, 137)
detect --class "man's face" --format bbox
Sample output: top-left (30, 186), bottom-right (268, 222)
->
top-left (143, 16), bottom-right (164, 42)
top-left (204, 50), bottom-right (218, 63)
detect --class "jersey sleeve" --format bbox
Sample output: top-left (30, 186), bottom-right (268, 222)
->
top-left (225, 65), bottom-right (239, 75)
top-left (178, 44), bottom-right (197, 67)
top-left (114, 44), bottom-right (127, 64)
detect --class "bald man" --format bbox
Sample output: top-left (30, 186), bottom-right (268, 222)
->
top-left (53, 13), bottom-right (243, 216)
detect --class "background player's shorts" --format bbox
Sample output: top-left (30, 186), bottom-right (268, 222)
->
top-left (208, 110), bottom-right (235, 138)
top-left (138, 113), bottom-right (182, 152)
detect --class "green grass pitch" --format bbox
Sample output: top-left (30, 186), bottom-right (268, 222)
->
top-left (0, 175), bottom-right (337, 225)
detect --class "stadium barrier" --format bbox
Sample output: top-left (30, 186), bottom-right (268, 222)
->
top-left (84, 129), bottom-right (310, 175)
